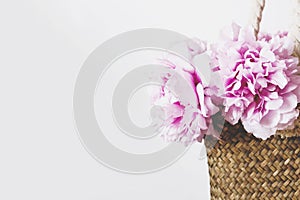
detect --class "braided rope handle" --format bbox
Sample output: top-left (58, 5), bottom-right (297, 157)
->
top-left (252, 0), bottom-right (300, 58)
top-left (292, 0), bottom-right (300, 58)
top-left (252, 0), bottom-right (266, 39)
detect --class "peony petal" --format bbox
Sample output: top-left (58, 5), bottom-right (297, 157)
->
top-left (260, 46), bottom-right (276, 62)
top-left (232, 23), bottom-right (241, 41)
top-left (277, 110), bottom-right (299, 130)
top-left (257, 77), bottom-right (268, 88)
top-left (293, 87), bottom-right (300, 101)
top-left (265, 98), bottom-right (283, 110)
top-left (279, 110), bottom-right (299, 124)
top-left (205, 97), bottom-right (219, 115)
top-left (280, 83), bottom-right (298, 95)
top-left (279, 93), bottom-right (297, 113)
top-left (242, 102), bottom-right (256, 120)
top-left (164, 103), bottom-right (184, 118)
top-left (242, 120), bottom-right (276, 140)
top-left (268, 91), bottom-right (278, 99)
top-left (260, 110), bottom-right (280, 128)
top-left (225, 105), bottom-right (243, 125)
top-left (196, 83), bottom-right (208, 117)
top-left (268, 84), bottom-right (277, 91)
top-left (232, 81), bottom-right (242, 91)
top-left (187, 38), bottom-right (207, 56)
top-left (198, 114), bottom-right (208, 130)
top-left (247, 82), bottom-right (256, 94)
top-left (269, 71), bottom-right (288, 89)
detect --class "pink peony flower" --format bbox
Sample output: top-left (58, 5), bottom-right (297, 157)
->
top-left (211, 23), bottom-right (300, 139)
top-left (151, 55), bottom-right (219, 145)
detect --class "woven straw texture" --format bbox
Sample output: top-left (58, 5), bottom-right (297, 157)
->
top-left (205, 120), bottom-right (300, 200)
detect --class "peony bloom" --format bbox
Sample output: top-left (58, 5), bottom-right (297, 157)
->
top-left (151, 55), bottom-right (219, 145)
top-left (211, 23), bottom-right (300, 139)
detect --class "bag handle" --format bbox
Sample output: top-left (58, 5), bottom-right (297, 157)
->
top-left (252, 0), bottom-right (300, 57)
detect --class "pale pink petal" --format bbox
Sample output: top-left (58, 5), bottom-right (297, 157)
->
top-left (242, 102), bottom-right (256, 120)
top-left (269, 71), bottom-right (288, 89)
top-left (260, 46), bottom-right (276, 62)
top-left (196, 84), bottom-right (208, 117)
top-left (187, 38), bottom-right (207, 56)
top-left (279, 110), bottom-right (299, 124)
top-left (265, 99), bottom-right (283, 110)
top-left (280, 83), bottom-right (297, 94)
top-left (279, 93), bottom-right (297, 113)
top-left (242, 120), bottom-right (276, 140)
top-left (260, 110), bottom-right (280, 128)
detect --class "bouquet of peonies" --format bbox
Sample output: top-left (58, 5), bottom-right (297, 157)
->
top-left (152, 23), bottom-right (300, 144)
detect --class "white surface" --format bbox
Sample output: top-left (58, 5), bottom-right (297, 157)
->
top-left (0, 0), bottom-right (295, 199)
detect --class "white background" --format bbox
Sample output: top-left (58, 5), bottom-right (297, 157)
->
top-left (0, 0), bottom-right (296, 199)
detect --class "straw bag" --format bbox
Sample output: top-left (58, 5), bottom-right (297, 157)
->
top-left (205, 118), bottom-right (300, 199)
top-left (205, 1), bottom-right (300, 199)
